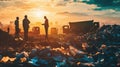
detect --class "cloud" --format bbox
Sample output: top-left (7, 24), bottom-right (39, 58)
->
top-left (0, 0), bottom-right (31, 10)
top-left (0, 1), bottom-right (13, 8)
top-left (51, 0), bottom-right (68, 6)
top-left (0, 0), bottom-right (120, 25)
top-left (57, 11), bottom-right (89, 16)
top-left (55, 2), bottom-right (67, 6)
top-left (50, 0), bottom-right (81, 6)
top-left (0, 0), bottom-right (50, 10)
top-left (81, 0), bottom-right (120, 6)
top-left (94, 6), bottom-right (120, 12)
top-left (103, 11), bottom-right (120, 18)
top-left (80, 0), bottom-right (120, 11)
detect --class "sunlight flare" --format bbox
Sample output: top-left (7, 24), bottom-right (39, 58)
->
top-left (31, 9), bottom-right (49, 18)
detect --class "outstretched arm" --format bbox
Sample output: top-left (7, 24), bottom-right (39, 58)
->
top-left (42, 23), bottom-right (45, 25)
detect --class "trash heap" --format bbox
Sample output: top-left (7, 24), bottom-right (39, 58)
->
top-left (0, 25), bottom-right (120, 67)
top-left (86, 25), bottom-right (120, 46)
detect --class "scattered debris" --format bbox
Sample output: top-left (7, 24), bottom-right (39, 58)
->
top-left (0, 25), bottom-right (120, 67)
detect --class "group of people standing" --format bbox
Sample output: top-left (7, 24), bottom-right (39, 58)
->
top-left (15, 15), bottom-right (49, 41)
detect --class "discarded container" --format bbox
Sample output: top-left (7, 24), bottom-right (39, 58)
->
top-left (63, 25), bottom-right (70, 34)
top-left (51, 27), bottom-right (58, 35)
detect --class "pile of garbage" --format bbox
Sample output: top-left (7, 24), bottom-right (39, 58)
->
top-left (83, 24), bottom-right (120, 47)
top-left (0, 25), bottom-right (120, 67)
top-left (0, 45), bottom-right (119, 67)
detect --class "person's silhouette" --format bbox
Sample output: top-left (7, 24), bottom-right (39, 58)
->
top-left (14, 17), bottom-right (19, 38)
top-left (42, 16), bottom-right (49, 39)
top-left (23, 15), bottom-right (30, 41)
top-left (7, 26), bottom-right (10, 34)
top-left (0, 22), bottom-right (3, 30)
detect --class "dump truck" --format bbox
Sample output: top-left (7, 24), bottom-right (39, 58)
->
top-left (63, 20), bottom-right (99, 34)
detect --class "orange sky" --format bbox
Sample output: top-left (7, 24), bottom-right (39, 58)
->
top-left (0, 0), bottom-right (120, 34)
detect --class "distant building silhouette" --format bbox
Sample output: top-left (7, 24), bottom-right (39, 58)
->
top-left (23, 15), bottom-right (30, 41)
top-left (9, 21), bottom-right (15, 34)
top-left (42, 16), bottom-right (49, 39)
top-left (14, 17), bottom-right (20, 38)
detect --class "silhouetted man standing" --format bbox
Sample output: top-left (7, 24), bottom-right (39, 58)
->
top-left (14, 17), bottom-right (19, 38)
top-left (42, 16), bottom-right (49, 39)
top-left (23, 15), bottom-right (30, 41)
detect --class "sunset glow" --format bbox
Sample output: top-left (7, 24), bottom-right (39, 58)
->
top-left (30, 9), bottom-right (50, 18)
top-left (0, 0), bottom-right (120, 34)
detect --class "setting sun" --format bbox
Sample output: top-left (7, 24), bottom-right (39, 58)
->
top-left (30, 9), bottom-right (49, 18)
